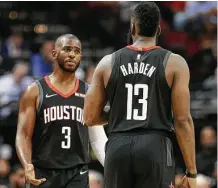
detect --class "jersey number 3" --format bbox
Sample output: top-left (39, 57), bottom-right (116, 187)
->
top-left (125, 83), bottom-right (148, 120)
top-left (61, 127), bottom-right (71, 149)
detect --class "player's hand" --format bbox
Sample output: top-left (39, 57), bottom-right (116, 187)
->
top-left (25, 164), bottom-right (46, 186)
top-left (179, 175), bottom-right (196, 188)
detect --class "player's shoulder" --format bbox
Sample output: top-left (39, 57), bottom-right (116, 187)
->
top-left (115, 46), bottom-right (127, 53)
top-left (31, 77), bottom-right (47, 92)
top-left (95, 47), bottom-right (127, 74)
top-left (25, 76), bottom-right (48, 94)
top-left (21, 81), bottom-right (39, 101)
top-left (169, 53), bottom-right (186, 62)
top-left (34, 76), bottom-right (47, 85)
top-left (76, 78), bottom-right (89, 92)
top-left (112, 46), bottom-right (130, 57)
top-left (168, 53), bottom-right (188, 69)
top-left (27, 80), bottom-right (39, 92)
top-left (166, 53), bottom-right (189, 77)
top-left (96, 54), bottom-right (113, 72)
top-left (99, 47), bottom-right (126, 65)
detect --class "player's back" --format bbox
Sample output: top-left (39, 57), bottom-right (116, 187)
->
top-left (106, 45), bottom-right (173, 135)
top-left (32, 76), bottom-right (89, 169)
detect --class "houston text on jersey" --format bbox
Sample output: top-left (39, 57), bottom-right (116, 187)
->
top-left (43, 105), bottom-right (84, 124)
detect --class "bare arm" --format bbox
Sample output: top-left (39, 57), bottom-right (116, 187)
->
top-left (169, 54), bottom-right (197, 174)
top-left (84, 55), bottom-right (112, 126)
top-left (16, 83), bottom-right (38, 168)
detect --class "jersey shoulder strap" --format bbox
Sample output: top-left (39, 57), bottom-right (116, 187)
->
top-left (34, 78), bottom-right (45, 113)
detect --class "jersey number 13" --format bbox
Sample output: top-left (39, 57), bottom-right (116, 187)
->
top-left (125, 83), bottom-right (148, 120)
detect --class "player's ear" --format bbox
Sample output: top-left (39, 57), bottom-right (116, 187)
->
top-left (131, 18), bottom-right (136, 36)
top-left (78, 55), bottom-right (82, 62)
top-left (157, 25), bottom-right (161, 36)
top-left (52, 49), bottom-right (58, 60)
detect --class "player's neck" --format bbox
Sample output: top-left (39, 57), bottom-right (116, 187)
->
top-left (132, 36), bottom-right (156, 48)
top-left (51, 69), bottom-right (76, 84)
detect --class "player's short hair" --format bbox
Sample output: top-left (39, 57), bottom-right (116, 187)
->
top-left (55, 34), bottom-right (80, 48)
top-left (132, 2), bottom-right (161, 37)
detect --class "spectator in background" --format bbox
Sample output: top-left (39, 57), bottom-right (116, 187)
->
top-left (0, 62), bottom-right (32, 164)
top-left (203, 63), bottom-right (217, 89)
top-left (1, 34), bottom-right (24, 58)
top-left (189, 38), bottom-right (217, 83)
top-left (89, 170), bottom-right (104, 188)
top-left (202, 67), bottom-right (217, 116)
top-left (0, 159), bottom-right (11, 187)
top-left (196, 126), bottom-right (217, 177)
top-left (0, 62), bottom-right (33, 119)
top-left (0, 145), bottom-right (12, 162)
top-left (30, 40), bottom-right (54, 78)
top-left (174, 1), bottom-right (217, 31)
top-left (8, 165), bottom-right (25, 188)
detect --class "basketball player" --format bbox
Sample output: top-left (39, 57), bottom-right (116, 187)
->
top-left (16, 34), bottom-right (107, 188)
top-left (84, 2), bottom-right (197, 188)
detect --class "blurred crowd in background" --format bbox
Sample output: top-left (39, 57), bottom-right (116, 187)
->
top-left (0, 1), bottom-right (217, 188)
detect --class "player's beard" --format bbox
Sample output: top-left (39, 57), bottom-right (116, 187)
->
top-left (58, 61), bottom-right (80, 73)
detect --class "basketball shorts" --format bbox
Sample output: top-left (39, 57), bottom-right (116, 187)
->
top-left (25, 165), bottom-right (89, 188)
top-left (104, 132), bottom-right (175, 188)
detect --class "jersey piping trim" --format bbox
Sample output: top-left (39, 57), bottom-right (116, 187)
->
top-left (127, 45), bottom-right (160, 51)
top-left (35, 80), bottom-right (43, 113)
top-left (163, 51), bottom-right (172, 68)
top-left (44, 76), bottom-right (79, 98)
top-left (162, 51), bottom-right (172, 90)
